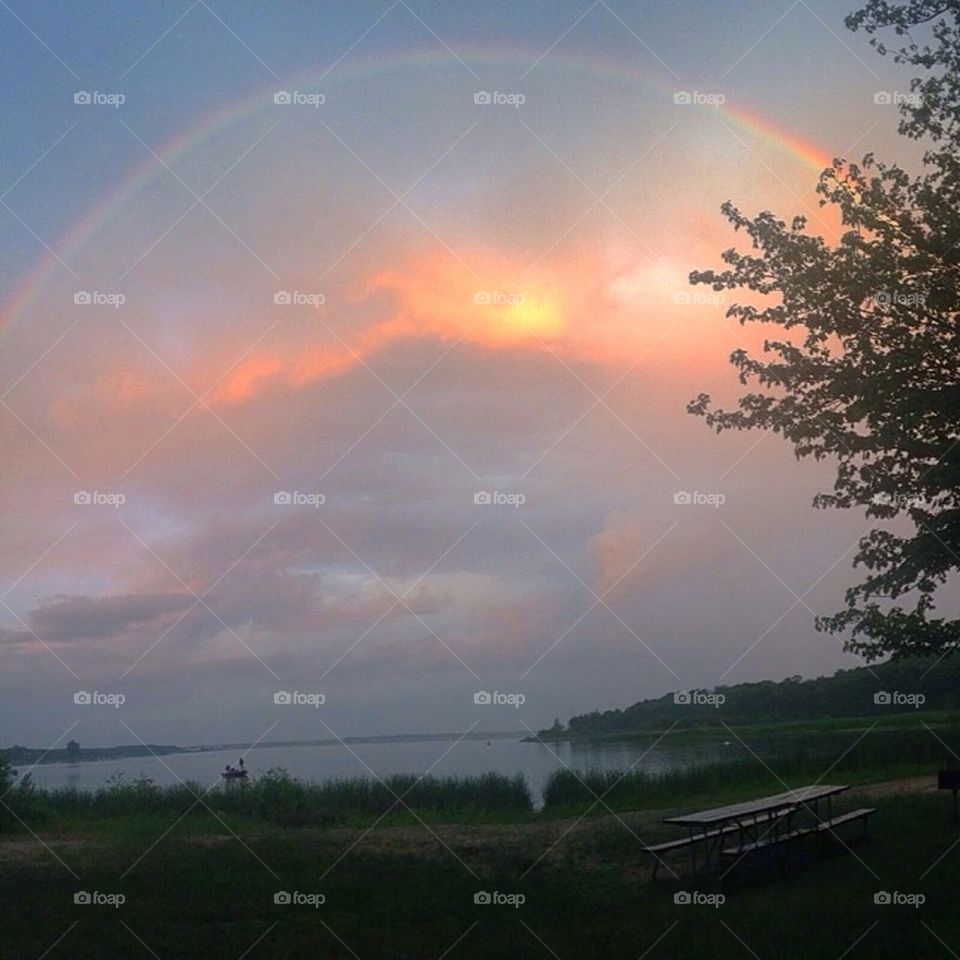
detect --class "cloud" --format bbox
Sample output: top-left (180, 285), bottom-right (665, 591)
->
top-left (590, 511), bottom-right (652, 598)
top-left (3, 592), bottom-right (194, 644)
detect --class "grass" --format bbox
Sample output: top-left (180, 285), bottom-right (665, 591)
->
top-left (542, 725), bottom-right (960, 813)
top-left (3, 768), bottom-right (534, 832)
top-left (1, 787), bottom-right (958, 958)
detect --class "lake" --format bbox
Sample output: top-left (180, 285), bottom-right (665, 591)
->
top-left (15, 734), bottom-right (761, 804)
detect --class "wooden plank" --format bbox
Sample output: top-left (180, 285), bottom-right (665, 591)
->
top-left (721, 808), bottom-right (874, 856)
top-left (663, 784), bottom-right (849, 826)
top-left (815, 808), bottom-right (875, 832)
top-left (644, 808), bottom-right (793, 854)
top-left (721, 827), bottom-right (813, 856)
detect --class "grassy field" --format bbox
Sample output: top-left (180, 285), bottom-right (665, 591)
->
top-left (1, 781), bottom-right (958, 958)
top-left (4, 721), bottom-right (960, 958)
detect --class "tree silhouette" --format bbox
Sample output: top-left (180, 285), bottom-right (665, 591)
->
top-left (689, 0), bottom-right (960, 661)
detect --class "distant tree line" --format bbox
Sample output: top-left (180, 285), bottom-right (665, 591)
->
top-left (544, 657), bottom-right (960, 737)
top-left (1, 742), bottom-right (186, 767)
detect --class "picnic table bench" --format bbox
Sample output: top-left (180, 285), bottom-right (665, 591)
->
top-left (644, 784), bottom-right (874, 878)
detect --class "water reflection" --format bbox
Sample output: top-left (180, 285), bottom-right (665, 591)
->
top-left (20, 734), bottom-right (770, 804)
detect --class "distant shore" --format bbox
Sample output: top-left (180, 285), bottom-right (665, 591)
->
top-left (3, 730), bottom-right (526, 767)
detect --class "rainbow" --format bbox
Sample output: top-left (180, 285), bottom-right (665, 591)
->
top-left (2, 46), bottom-right (834, 333)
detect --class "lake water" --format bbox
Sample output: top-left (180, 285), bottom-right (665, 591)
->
top-left (16, 734), bottom-right (759, 804)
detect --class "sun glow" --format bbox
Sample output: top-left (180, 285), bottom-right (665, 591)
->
top-left (490, 295), bottom-right (565, 341)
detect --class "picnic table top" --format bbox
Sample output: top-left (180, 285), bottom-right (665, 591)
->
top-left (662, 784), bottom-right (849, 827)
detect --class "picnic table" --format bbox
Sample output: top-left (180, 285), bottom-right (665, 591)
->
top-left (645, 784), bottom-right (874, 878)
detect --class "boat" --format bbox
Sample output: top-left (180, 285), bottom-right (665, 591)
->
top-left (221, 767), bottom-right (248, 780)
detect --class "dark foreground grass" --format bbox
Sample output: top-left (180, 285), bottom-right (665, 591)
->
top-left (1, 791), bottom-right (958, 958)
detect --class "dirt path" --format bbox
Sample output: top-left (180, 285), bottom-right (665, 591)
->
top-left (853, 775), bottom-right (936, 799)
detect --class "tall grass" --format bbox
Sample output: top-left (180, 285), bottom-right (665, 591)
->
top-left (542, 725), bottom-right (960, 809)
top-left (6, 768), bottom-right (533, 827)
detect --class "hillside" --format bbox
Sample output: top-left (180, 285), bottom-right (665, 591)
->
top-left (539, 656), bottom-right (960, 739)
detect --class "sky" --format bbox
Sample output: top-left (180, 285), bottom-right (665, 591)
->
top-left (0, 0), bottom-right (927, 747)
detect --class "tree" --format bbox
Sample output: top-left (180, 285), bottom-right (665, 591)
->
top-left (688, 0), bottom-right (960, 661)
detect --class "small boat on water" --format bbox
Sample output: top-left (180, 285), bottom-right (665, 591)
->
top-left (221, 757), bottom-right (248, 780)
